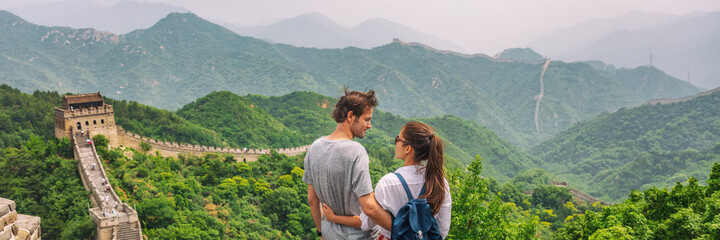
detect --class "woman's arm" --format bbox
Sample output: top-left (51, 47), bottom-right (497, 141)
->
top-left (322, 203), bottom-right (362, 228)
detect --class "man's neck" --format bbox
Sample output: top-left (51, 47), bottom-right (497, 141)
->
top-left (326, 122), bottom-right (353, 140)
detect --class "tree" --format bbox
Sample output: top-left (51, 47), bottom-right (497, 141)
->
top-left (531, 185), bottom-right (572, 209)
top-left (138, 197), bottom-right (176, 229)
top-left (140, 141), bottom-right (152, 152)
top-left (706, 163), bottom-right (720, 196)
top-left (449, 156), bottom-right (538, 239)
top-left (92, 134), bottom-right (109, 148)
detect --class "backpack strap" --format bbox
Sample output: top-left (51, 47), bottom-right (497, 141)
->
top-left (394, 173), bottom-right (414, 201)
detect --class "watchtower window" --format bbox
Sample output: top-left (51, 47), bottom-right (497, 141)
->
top-left (69, 101), bottom-right (103, 110)
top-left (101, 119), bottom-right (105, 124)
top-left (77, 122), bottom-right (81, 130)
top-left (93, 120), bottom-right (97, 125)
top-left (86, 121), bottom-right (89, 126)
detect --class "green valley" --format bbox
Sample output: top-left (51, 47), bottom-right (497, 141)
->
top-left (534, 88), bottom-right (720, 201)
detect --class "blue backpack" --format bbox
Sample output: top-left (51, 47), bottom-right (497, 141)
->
top-left (391, 173), bottom-right (442, 240)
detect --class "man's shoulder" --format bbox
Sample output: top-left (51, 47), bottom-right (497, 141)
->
top-left (309, 137), bottom-right (366, 151)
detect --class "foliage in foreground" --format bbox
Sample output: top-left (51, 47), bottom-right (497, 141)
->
top-left (554, 162), bottom-right (720, 240)
top-left (0, 136), bottom-right (94, 239)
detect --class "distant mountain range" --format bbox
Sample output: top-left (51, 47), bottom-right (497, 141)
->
top-left (222, 12), bottom-right (466, 52)
top-left (529, 11), bottom-right (720, 90)
top-left (6, 0), bottom-right (188, 34)
top-left (0, 11), bottom-right (703, 148)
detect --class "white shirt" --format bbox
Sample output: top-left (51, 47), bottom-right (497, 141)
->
top-left (360, 166), bottom-right (452, 239)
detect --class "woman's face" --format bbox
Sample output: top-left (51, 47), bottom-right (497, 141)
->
top-left (394, 128), bottom-right (410, 160)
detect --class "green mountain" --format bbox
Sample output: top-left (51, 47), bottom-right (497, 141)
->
top-left (494, 48), bottom-right (545, 62)
top-left (176, 91), bottom-right (307, 148)
top-left (106, 98), bottom-right (226, 147)
top-left (534, 88), bottom-right (720, 201)
top-left (0, 11), bottom-right (703, 147)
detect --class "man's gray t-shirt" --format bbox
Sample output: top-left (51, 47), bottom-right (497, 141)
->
top-left (303, 137), bottom-right (373, 239)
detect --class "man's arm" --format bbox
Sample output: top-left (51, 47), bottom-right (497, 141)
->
top-left (358, 192), bottom-right (392, 230)
top-left (308, 184), bottom-right (323, 233)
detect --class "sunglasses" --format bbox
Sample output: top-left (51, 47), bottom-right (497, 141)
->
top-left (395, 135), bottom-right (410, 146)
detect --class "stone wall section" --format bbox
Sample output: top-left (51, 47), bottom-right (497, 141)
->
top-left (0, 198), bottom-right (41, 240)
top-left (549, 181), bottom-right (614, 206)
top-left (645, 87), bottom-right (720, 105)
top-left (115, 126), bottom-right (310, 162)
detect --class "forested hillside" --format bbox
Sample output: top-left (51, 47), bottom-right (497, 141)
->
top-left (177, 91), bottom-right (308, 148)
top-left (2, 84), bottom-right (720, 239)
top-left (0, 11), bottom-right (702, 147)
top-left (0, 84), bottom-right (538, 181)
top-left (0, 85), bottom-right (59, 148)
top-left (106, 98), bottom-right (226, 147)
top-left (534, 89), bottom-right (720, 201)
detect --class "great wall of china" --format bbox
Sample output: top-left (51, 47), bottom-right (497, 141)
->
top-left (645, 87), bottom-right (720, 105)
top-left (50, 93), bottom-right (312, 240)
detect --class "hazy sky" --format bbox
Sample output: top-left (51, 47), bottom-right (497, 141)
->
top-left (2, 0), bottom-right (719, 54)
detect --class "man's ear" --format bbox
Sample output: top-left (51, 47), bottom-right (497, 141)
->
top-left (346, 111), bottom-right (355, 122)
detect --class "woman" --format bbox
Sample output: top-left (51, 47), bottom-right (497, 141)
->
top-left (323, 121), bottom-right (452, 239)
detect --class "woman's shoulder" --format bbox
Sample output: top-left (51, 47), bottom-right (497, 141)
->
top-left (378, 172), bottom-right (401, 185)
top-left (376, 168), bottom-right (423, 188)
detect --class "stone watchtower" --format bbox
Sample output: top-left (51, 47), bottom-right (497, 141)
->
top-left (54, 92), bottom-right (118, 143)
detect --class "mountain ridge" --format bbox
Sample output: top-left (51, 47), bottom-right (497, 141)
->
top-left (0, 11), bottom-right (703, 148)
top-left (224, 12), bottom-right (465, 52)
top-left (7, 0), bottom-right (189, 34)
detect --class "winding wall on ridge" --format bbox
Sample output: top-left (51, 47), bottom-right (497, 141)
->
top-left (72, 132), bottom-right (142, 240)
top-left (114, 126), bottom-right (310, 162)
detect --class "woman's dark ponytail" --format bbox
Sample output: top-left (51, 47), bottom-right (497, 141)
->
top-left (402, 121), bottom-right (446, 215)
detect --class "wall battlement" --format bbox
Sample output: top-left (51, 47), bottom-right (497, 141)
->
top-left (645, 87), bottom-right (720, 105)
top-left (115, 126), bottom-right (310, 161)
top-left (54, 105), bottom-right (114, 118)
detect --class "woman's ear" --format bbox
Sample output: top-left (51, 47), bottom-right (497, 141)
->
top-left (404, 144), bottom-right (413, 155)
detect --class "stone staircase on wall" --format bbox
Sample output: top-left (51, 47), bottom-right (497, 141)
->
top-left (116, 223), bottom-right (140, 240)
top-left (72, 132), bottom-right (142, 240)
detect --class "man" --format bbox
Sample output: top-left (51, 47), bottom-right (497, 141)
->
top-left (304, 88), bottom-right (382, 239)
